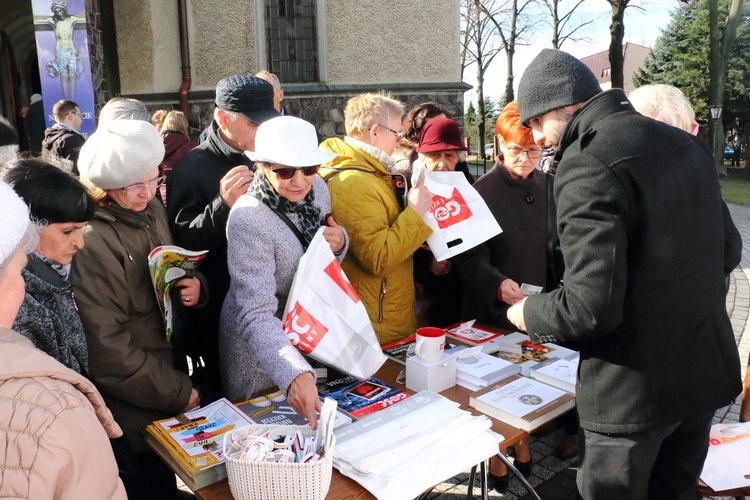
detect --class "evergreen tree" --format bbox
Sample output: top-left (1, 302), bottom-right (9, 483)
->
top-left (635, 1), bottom-right (750, 124)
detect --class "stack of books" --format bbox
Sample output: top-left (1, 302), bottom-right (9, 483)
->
top-left (144, 398), bottom-right (255, 490)
top-left (469, 374), bottom-right (576, 432)
top-left (493, 331), bottom-right (577, 376)
top-left (454, 346), bottom-right (521, 391)
top-left (529, 353), bottom-right (579, 393)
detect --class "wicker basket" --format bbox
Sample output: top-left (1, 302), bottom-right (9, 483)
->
top-left (222, 425), bottom-right (334, 500)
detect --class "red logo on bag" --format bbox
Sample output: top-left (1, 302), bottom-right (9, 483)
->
top-left (284, 302), bottom-right (328, 354)
top-left (430, 188), bottom-right (473, 229)
top-left (324, 260), bottom-right (359, 303)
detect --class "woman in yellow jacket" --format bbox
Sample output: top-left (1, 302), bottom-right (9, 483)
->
top-left (320, 94), bottom-right (433, 345)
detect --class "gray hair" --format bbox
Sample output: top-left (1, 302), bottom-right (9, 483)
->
top-left (98, 97), bottom-right (150, 127)
top-left (628, 84), bottom-right (696, 134)
top-left (214, 108), bottom-right (239, 123)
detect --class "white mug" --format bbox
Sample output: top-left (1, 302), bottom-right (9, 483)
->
top-left (415, 327), bottom-right (446, 363)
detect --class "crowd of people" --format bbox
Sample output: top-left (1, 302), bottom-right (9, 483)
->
top-left (0, 49), bottom-right (745, 500)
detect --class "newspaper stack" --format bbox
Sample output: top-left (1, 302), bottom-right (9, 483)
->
top-left (332, 391), bottom-right (500, 500)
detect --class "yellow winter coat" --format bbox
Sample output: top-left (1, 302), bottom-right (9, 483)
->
top-left (319, 137), bottom-right (432, 345)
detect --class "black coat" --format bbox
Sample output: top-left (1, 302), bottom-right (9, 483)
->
top-left (454, 164), bottom-right (556, 331)
top-left (166, 120), bottom-right (255, 398)
top-left (523, 89), bottom-right (743, 433)
top-left (41, 124), bottom-right (85, 175)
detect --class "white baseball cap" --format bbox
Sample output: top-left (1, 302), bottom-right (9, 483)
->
top-left (245, 116), bottom-right (335, 167)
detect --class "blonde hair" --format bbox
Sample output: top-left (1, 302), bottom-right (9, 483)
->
top-left (151, 109), bottom-right (167, 131)
top-left (344, 93), bottom-right (404, 138)
top-left (628, 84), bottom-right (696, 134)
top-left (162, 110), bottom-right (190, 137)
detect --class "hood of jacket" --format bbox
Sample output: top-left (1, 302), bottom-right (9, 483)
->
top-left (162, 131), bottom-right (196, 157)
top-left (42, 123), bottom-right (81, 149)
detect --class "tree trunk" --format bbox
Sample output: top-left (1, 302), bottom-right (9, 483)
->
top-left (551, 0), bottom-right (560, 48)
top-left (477, 61), bottom-right (486, 158)
top-left (608, 1), bottom-right (627, 89)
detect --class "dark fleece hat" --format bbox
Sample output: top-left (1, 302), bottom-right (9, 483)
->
top-left (517, 49), bottom-right (602, 127)
top-left (215, 75), bottom-right (280, 124)
top-left (416, 117), bottom-right (468, 153)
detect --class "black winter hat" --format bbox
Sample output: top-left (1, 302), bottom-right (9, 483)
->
top-left (215, 75), bottom-right (279, 125)
top-left (517, 49), bottom-right (602, 127)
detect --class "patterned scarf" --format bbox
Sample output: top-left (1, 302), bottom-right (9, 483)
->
top-left (247, 170), bottom-right (321, 247)
top-left (34, 252), bottom-right (72, 281)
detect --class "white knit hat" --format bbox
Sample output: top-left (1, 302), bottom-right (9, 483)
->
top-left (78, 119), bottom-right (165, 190)
top-left (0, 180), bottom-right (30, 264)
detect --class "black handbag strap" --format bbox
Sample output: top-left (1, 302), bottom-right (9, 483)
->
top-left (269, 207), bottom-right (308, 251)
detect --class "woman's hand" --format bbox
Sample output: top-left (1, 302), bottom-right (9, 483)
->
top-left (287, 372), bottom-right (322, 429)
top-left (322, 214), bottom-right (345, 255)
top-left (176, 277), bottom-right (201, 308)
top-left (430, 257), bottom-right (452, 276)
top-left (499, 278), bottom-right (525, 305)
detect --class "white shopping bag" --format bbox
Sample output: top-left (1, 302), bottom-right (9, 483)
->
top-left (283, 228), bottom-right (387, 379)
top-left (421, 170), bottom-right (502, 260)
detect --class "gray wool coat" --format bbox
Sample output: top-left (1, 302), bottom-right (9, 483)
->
top-left (219, 176), bottom-right (348, 400)
top-left (13, 254), bottom-right (89, 374)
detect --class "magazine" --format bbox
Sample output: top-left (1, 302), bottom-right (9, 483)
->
top-left (148, 245), bottom-right (208, 341)
top-left (493, 331), bottom-right (577, 376)
top-left (235, 389), bottom-right (352, 428)
top-left (318, 375), bottom-right (410, 418)
top-left (445, 320), bottom-right (504, 345)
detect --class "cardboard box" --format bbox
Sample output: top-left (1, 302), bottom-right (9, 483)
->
top-left (406, 352), bottom-right (457, 393)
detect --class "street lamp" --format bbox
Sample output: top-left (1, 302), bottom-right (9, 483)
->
top-left (709, 104), bottom-right (723, 120)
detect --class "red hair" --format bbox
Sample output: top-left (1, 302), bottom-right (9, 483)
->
top-left (495, 101), bottom-right (534, 146)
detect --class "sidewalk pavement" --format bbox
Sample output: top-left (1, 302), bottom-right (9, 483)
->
top-left (426, 203), bottom-right (750, 500)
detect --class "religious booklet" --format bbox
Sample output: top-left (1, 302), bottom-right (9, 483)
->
top-left (235, 389), bottom-right (352, 428)
top-left (144, 397), bottom-right (254, 490)
top-left (492, 331), bottom-right (578, 376)
top-left (529, 353), bottom-right (580, 393)
top-left (147, 245), bottom-right (208, 341)
top-left (469, 374), bottom-right (576, 432)
top-left (381, 334), bottom-right (417, 365)
top-left (317, 374), bottom-right (410, 419)
top-left (453, 346), bottom-right (521, 391)
top-left (445, 320), bottom-right (504, 345)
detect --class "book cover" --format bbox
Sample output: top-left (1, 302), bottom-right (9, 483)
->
top-left (317, 375), bottom-right (410, 418)
top-left (148, 245), bottom-right (208, 341)
top-left (492, 331), bottom-right (577, 376)
top-left (145, 431), bottom-right (227, 490)
top-left (455, 348), bottom-right (520, 388)
top-left (381, 335), bottom-right (416, 365)
top-left (469, 374), bottom-right (576, 432)
top-left (529, 353), bottom-right (579, 393)
top-left (235, 390), bottom-right (352, 428)
top-left (445, 322), bottom-right (504, 345)
top-left (150, 397), bottom-right (254, 475)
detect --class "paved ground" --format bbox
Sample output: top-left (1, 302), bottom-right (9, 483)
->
top-left (423, 203), bottom-right (750, 500)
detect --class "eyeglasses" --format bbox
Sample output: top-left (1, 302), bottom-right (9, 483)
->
top-left (270, 165), bottom-right (320, 180)
top-left (122, 176), bottom-right (166, 196)
top-left (505, 146), bottom-right (543, 159)
top-left (373, 124), bottom-right (403, 140)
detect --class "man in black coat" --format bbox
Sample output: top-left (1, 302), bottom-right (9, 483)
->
top-left (508, 49), bottom-right (742, 500)
top-left (41, 99), bottom-right (85, 175)
top-left (167, 75), bottom-right (278, 400)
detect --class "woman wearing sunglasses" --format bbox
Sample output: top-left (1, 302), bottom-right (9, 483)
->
top-left (220, 116), bottom-right (347, 429)
top-left (73, 120), bottom-right (203, 499)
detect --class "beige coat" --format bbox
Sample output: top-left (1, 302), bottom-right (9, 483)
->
top-left (0, 328), bottom-right (126, 499)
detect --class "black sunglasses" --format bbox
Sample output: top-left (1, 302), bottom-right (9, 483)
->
top-left (270, 165), bottom-right (320, 180)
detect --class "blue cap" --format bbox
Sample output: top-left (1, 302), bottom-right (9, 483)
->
top-left (215, 75), bottom-right (279, 124)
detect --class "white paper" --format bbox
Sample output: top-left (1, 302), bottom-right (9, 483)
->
top-left (520, 283), bottom-right (543, 295)
top-left (700, 422), bottom-right (750, 491)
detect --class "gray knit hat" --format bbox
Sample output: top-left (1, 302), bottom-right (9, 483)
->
top-left (517, 49), bottom-right (602, 127)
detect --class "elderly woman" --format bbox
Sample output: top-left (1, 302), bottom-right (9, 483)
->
top-left (1, 157), bottom-right (94, 374)
top-left (220, 116), bottom-right (347, 429)
top-left (73, 120), bottom-right (201, 499)
top-left (391, 102), bottom-right (449, 178)
top-left (411, 117), bottom-right (472, 327)
top-left (455, 100), bottom-right (562, 492)
top-left (0, 181), bottom-right (126, 499)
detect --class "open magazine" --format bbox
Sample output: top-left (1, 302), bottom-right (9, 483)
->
top-left (148, 245), bottom-right (208, 341)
